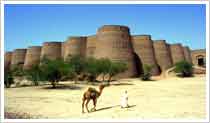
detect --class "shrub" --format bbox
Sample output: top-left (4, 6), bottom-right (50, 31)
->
top-left (66, 55), bottom-right (86, 83)
top-left (40, 58), bottom-right (73, 88)
top-left (141, 64), bottom-right (153, 81)
top-left (108, 61), bottom-right (127, 83)
top-left (11, 65), bottom-right (25, 77)
top-left (4, 70), bottom-right (14, 88)
top-left (24, 65), bottom-right (43, 86)
top-left (174, 60), bottom-right (193, 77)
top-left (5, 65), bottom-right (24, 87)
top-left (98, 58), bottom-right (112, 81)
top-left (84, 57), bottom-right (101, 82)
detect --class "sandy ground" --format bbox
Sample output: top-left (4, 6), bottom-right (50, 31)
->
top-left (4, 75), bottom-right (206, 119)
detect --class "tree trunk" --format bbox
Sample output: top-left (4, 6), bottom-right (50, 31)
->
top-left (6, 83), bottom-right (10, 88)
top-left (34, 80), bottom-right (38, 86)
top-left (35, 74), bottom-right (39, 86)
top-left (52, 81), bottom-right (56, 88)
top-left (108, 75), bottom-right (112, 85)
top-left (74, 76), bottom-right (78, 84)
top-left (93, 75), bottom-right (97, 82)
top-left (102, 74), bottom-right (105, 82)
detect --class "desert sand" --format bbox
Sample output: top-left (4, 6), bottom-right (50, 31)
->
top-left (4, 75), bottom-right (206, 119)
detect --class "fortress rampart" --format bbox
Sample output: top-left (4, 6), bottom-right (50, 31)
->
top-left (191, 49), bottom-right (206, 67)
top-left (5, 25), bottom-right (206, 78)
top-left (169, 43), bottom-right (186, 64)
top-left (132, 35), bottom-right (159, 75)
top-left (40, 42), bottom-right (62, 60)
top-left (61, 42), bottom-right (66, 58)
top-left (183, 46), bottom-right (192, 63)
top-left (64, 37), bottom-right (87, 61)
top-left (11, 49), bottom-right (27, 68)
top-left (86, 35), bottom-right (97, 58)
top-left (4, 52), bottom-right (12, 70)
top-left (23, 46), bottom-right (42, 70)
top-left (153, 40), bottom-right (173, 72)
top-left (95, 25), bottom-right (137, 77)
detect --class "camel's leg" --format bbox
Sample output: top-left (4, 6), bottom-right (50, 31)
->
top-left (85, 99), bottom-right (90, 113)
top-left (93, 98), bottom-right (97, 111)
top-left (82, 99), bottom-right (85, 113)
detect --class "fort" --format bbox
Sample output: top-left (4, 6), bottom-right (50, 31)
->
top-left (4, 25), bottom-right (206, 78)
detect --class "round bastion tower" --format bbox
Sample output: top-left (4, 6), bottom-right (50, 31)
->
top-left (4, 52), bottom-right (13, 70)
top-left (183, 46), bottom-right (192, 63)
top-left (23, 46), bottom-right (42, 70)
top-left (61, 42), bottom-right (66, 59)
top-left (153, 40), bottom-right (173, 73)
top-left (94, 25), bottom-right (137, 78)
top-left (86, 35), bottom-right (97, 58)
top-left (11, 49), bottom-right (27, 69)
top-left (169, 43), bottom-right (185, 64)
top-left (40, 42), bottom-right (62, 60)
top-left (132, 35), bottom-right (160, 75)
top-left (64, 37), bottom-right (87, 61)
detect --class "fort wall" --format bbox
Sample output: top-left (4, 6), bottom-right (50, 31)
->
top-left (86, 35), bottom-right (97, 58)
top-left (169, 43), bottom-right (185, 64)
top-left (5, 52), bottom-right (12, 70)
top-left (183, 46), bottom-right (192, 63)
top-left (132, 35), bottom-right (160, 75)
top-left (95, 25), bottom-right (137, 78)
top-left (5, 25), bottom-right (205, 78)
top-left (23, 46), bottom-right (42, 70)
top-left (153, 40), bottom-right (173, 72)
top-left (11, 49), bottom-right (27, 68)
top-left (191, 49), bottom-right (206, 67)
top-left (61, 42), bottom-right (65, 59)
top-left (40, 42), bottom-right (62, 60)
top-left (64, 37), bottom-right (87, 61)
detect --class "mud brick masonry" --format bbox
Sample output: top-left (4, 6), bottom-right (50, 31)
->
top-left (4, 25), bottom-right (206, 78)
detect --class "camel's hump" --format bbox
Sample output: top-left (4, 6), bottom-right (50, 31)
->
top-left (87, 87), bottom-right (97, 92)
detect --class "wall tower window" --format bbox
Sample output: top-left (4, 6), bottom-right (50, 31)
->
top-left (196, 55), bottom-right (205, 67)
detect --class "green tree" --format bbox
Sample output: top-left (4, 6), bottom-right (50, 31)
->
top-left (84, 57), bottom-right (101, 82)
top-left (11, 65), bottom-right (25, 77)
top-left (174, 60), bottom-right (193, 77)
top-left (66, 55), bottom-right (86, 83)
top-left (108, 61), bottom-right (127, 84)
top-left (141, 64), bottom-right (153, 81)
top-left (98, 58), bottom-right (112, 81)
top-left (24, 65), bottom-right (43, 86)
top-left (40, 58), bottom-right (72, 88)
top-left (4, 69), bottom-right (14, 88)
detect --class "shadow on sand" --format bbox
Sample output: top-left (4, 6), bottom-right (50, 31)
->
top-left (127, 105), bottom-right (136, 108)
top-left (94, 104), bottom-right (136, 112)
top-left (42, 84), bottom-right (83, 90)
top-left (140, 79), bottom-right (157, 82)
top-left (95, 105), bottom-right (120, 112)
top-left (111, 83), bottom-right (134, 86)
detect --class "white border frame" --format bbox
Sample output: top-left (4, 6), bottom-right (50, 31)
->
top-left (1, 1), bottom-right (209, 123)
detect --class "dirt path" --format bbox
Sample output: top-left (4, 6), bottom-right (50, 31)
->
top-left (4, 75), bottom-right (206, 119)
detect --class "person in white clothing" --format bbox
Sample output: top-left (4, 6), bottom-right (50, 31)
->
top-left (121, 90), bottom-right (129, 108)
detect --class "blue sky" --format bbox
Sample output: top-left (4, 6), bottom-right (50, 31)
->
top-left (5, 4), bottom-right (206, 51)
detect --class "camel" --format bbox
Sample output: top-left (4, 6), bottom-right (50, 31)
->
top-left (82, 84), bottom-right (106, 113)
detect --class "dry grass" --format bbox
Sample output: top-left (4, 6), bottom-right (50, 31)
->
top-left (4, 75), bottom-right (206, 119)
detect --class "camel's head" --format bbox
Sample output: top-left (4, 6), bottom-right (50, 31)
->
top-left (99, 84), bottom-right (106, 90)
